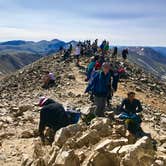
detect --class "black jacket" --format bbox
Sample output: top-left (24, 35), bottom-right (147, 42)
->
top-left (119, 98), bottom-right (143, 114)
top-left (39, 99), bottom-right (70, 133)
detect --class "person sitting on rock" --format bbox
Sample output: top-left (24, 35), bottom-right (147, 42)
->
top-left (38, 97), bottom-right (81, 142)
top-left (119, 92), bottom-right (143, 137)
top-left (85, 62), bottom-right (111, 117)
top-left (42, 71), bottom-right (55, 89)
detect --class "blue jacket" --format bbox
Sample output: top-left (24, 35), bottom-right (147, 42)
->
top-left (86, 61), bottom-right (96, 80)
top-left (85, 71), bottom-right (111, 97)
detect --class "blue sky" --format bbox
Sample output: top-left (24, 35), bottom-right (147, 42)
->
top-left (0, 0), bottom-right (166, 46)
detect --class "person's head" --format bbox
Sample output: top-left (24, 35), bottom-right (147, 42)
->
top-left (127, 92), bottom-right (136, 101)
top-left (102, 62), bottom-right (110, 75)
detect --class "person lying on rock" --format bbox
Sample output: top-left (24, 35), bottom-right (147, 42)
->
top-left (119, 92), bottom-right (144, 137)
top-left (42, 71), bottom-right (55, 89)
top-left (38, 97), bottom-right (81, 142)
top-left (85, 62), bottom-right (112, 117)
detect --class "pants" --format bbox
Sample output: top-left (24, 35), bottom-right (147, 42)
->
top-left (42, 80), bottom-right (55, 89)
top-left (94, 96), bottom-right (107, 117)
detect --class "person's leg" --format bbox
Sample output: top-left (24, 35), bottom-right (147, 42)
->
top-left (94, 96), bottom-right (106, 117)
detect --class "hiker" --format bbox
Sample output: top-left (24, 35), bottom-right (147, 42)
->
top-left (112, 47), bottom-right (118, 59)
top-left (85, 57), bottom-right (96, 81)
top-left (104, 41), bottom-right (110, 55)
top-left (122, 48), bottom-right (128, 60)
top-left (42, 71), bottom-right (55, 89)
top-left (85, 62), bottom-right (111, 117)
top-left (75, 44), bottom-right (81, 66)
top-left (69, 44), bottom-right (73, 54)
top-left (119, 92), bottom-right (143, 137)
top-left (59, 46), bottom-right (64, 55)
top-left (112, 68), bottom-right (120, 92)
top-left (38, 97), bottom-right (81, 142)
top-left (92, 39), bottom-right (98, 54)
top-left (63, 49), bottom-right (70, 60)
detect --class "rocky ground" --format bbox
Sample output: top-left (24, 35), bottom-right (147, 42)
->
top-left (0, 54), bottom-right (166, 166)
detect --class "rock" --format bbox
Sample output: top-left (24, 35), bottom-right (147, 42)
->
top-left (21, 155), bottom-right (33, 166)
top-left (0, 132), bottom-right (15, 139)
top-left (47, 150), bottom-right (58, 166)
top-left (54, 124), bottom-right (86, 147)
top-left (32, 158), bottom-right (45, 166)
top-left (76, 130), bottom-right (100, 148)
top-left (111, 136), bottom-right (155, 166)
top-left (160, 116), bottom-right (166, 130)
top-left (153, 160), bottom-right (165, 166)
top-left (19, 105), bottom-right (33, 113)
top-left (94, 138), bottom-right (128, 151)
top-left (11, 107), bottom-right (19, 112)
top-left (158, 143), bottom-right (166, 154)
top-left (32, 138), bottom-right (44, 160)
top-left (67, 74), bottom-right (76, 80)
top-left (54, 149), bottom-right (80, 166)
top-left (20, 130), bottom-right (34, 138)
top-left (90, 118), bottom-right (112, 137)
top-left (82, 149), bottom-right (119, 166)
top-left (112, 125), bottom-right (126, 138)
top-left (0, 104), bottom-right (4, 108)
top-left (158, 135), bottom-right (166, 144)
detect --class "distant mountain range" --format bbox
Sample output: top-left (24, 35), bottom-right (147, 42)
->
top-left (0, 39), bottom-right (166, 80)
top-left (126, 47), bottom-right (166, 80)
top-left (0, 39), bottom-right (75, 75)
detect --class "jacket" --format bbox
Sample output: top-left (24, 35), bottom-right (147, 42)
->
top-left (119, 98), bottom-right (143, 114)
top-left (85, 71), bottom-right (111, 97)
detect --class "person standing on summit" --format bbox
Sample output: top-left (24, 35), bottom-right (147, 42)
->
top-left (85, 62), bottom-right (111, 117)
top-left (122, 48), bottom-right (129, 61)
top-left (75, 44), bottom-right (81, 66)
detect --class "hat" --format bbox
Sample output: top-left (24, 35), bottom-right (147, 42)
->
top-left (39, 96), bottom-right (48, 107)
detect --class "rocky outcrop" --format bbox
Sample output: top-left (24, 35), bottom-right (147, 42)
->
top-left (20, 118), bottom-right (160, 166)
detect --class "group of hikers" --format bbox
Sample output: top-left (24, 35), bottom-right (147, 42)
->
top-left (39, 39), bottom-right (144, 143)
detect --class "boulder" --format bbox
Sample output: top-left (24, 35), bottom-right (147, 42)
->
top-left (32, 138), bottom-right (44, 160)
top-left (54, 124), bottom-right (86, 147)
top-left (82, 149), bottom-right (119, 166)
top-left (54, 149), bottom-right (80, 166)
top-left (153, 160), bottom-right (165, 166)
top-left (90, 118), bottom-right (112, 137)
top-left (20, 130), bottom-right (34, 138)
top-left (94, 138), bottom-right (128, 151)
top-left (19, 105), bottom-right (33, 113)
top-left (76, 130), bottom-right (100, 148)
top-left (111, 136), bottom-right (155, 166)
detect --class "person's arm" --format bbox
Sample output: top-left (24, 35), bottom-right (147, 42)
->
top-left (85, 74), bottom-right (97, 93)
top-left (119, 100), bottom-right (126, 113)
top-left (136, 100), bottom-right (143, 113)
top-left (38, 109), bottom-right (46, 137)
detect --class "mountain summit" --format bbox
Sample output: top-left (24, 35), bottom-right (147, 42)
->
top-left (0, 52), bottom-right (166, 165)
